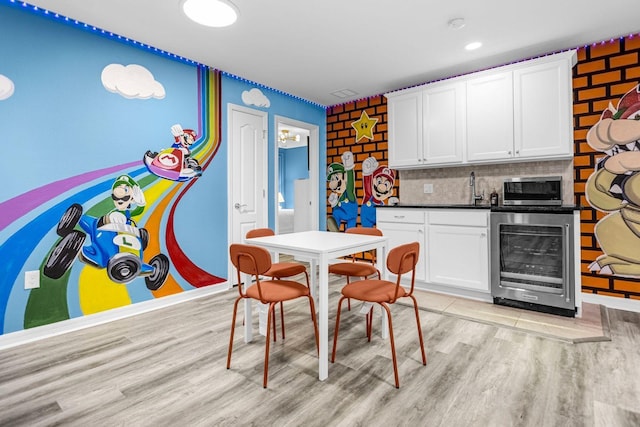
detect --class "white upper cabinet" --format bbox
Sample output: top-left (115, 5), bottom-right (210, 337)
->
top-left (514, 58), bottom-right (573, 159)
top-left (387, 80), bottom-right (465, 168)
top-left (387, 90), bottom-right (423, 168)
top-left (385, 50), bottom-right (576, 169)
top-left (423, 81), bottom-right (465, 165)
top-left (466, 71), bottom-right (514, 161)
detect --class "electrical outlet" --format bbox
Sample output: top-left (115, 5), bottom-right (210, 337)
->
top-left (423, 183), bottom-right (433, 194)
top-left (25, 270), bottom-right (40, 290)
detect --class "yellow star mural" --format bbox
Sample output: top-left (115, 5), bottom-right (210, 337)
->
top-left (351, 110), bottom-right (378, 142)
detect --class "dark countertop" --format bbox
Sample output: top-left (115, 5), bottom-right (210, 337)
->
top-left (377, 203), bottom-right (491, 209)
top-left (377, 204), bottom-right (582, 212)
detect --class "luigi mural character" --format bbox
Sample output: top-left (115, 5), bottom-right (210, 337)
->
top-left (104, 174), bottom-right (146, 225)
top-left (43, 174), bottom-right (170, 290)
top-left (327, 151), bottom-right (357, 231)
top-left (360, 157), bottom-right (398, 227)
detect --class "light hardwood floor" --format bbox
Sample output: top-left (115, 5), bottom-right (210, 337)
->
top-left (0, 279), bottom-right (639, 426)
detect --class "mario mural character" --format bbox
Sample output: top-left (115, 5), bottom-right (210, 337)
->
top-left (143, 124), bottom-right (202, 182)
top-left (360, 157), bottom-right (398, 227)
top-left (327, 151), bottom-right (357, 231)
top-left (586, 83), bottom-right (640, 277)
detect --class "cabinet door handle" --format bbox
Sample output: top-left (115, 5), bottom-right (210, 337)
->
top-left (393, 215), bottom-right (405, 219)
top-left (508, 150), bottom-right (512, 155)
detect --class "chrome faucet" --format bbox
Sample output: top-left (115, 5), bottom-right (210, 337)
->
top-left (469, 171), bottom-right (484, 205)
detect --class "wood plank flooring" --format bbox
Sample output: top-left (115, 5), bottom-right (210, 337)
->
top-left (0, 278), bottom-right (639, 426)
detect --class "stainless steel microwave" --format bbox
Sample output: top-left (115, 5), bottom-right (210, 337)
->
top-left (502, 176), bottom-right (562, 206)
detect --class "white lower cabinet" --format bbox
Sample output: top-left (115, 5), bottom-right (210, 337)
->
top-left (377, 208), bottom-right (490, 296)
top-left (427, 224), bottom-right (489, 292)
top-left (376, 210), bottom-right (427, 282)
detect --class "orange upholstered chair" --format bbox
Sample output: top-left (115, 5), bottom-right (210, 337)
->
top-left (246, 228), bottom-right (310, 340)
top-left (331, 242), bottom-right (426, 388)
top-left (328, 226), bottom-right (382, 337)
top-left (227, 243), bottom-right (319, 388)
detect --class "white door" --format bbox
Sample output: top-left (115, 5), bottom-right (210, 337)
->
top-left (293, 178), bottom-right (311, 232)
top-left (228, 105), bottom-right (268, 282)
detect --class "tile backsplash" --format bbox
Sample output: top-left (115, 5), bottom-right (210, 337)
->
top-left (398, 160), bottom-right (574, 206)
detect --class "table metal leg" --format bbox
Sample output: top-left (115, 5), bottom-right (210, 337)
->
top-left (318, 253), bottom-right (328, 381)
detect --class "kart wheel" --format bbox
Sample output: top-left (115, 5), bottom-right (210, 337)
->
top-left (186, 158), bottom-right (200, 169)
top-left (139, 228), bottom-right (149, 251)
top-left (56, 203), bottom-right (83, 237)
top-left (145, 254), bottom-right (170, 291)
top-left (43, 230), bottom-right (86, 279)
top-left (107, 253), bottom-right (141, 284)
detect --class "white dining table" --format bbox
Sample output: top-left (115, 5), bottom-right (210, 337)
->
top-left (245, 230), bottom-right (388, 381)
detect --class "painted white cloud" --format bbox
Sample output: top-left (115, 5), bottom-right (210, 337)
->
top-left (242, 88), bottom-right (270, 107)
top-left (0, 74), bottom-right (15, 100)
top-left (101, 64), bottom-right (165, 100)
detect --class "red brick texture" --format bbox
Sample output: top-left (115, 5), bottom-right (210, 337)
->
top-left (574, 37), bottom-right (640, 299)
top-left (325, 96), bottom-right (395, 229)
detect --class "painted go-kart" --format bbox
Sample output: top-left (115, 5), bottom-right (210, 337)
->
top-left (143, 147), bottom-right (202, 182)
top-left (43, 203), bottom-right (170, 291)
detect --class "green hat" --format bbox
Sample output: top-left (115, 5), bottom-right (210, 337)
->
top-left (112, 175), bottom-right (138, 190)
top-left (326, 163), bottom-right (345, 181)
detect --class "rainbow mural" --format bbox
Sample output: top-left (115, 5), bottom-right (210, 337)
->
top-left (0, 67), bottom-right (223, 333)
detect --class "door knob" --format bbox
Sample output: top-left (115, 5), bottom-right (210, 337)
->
top-left (234, 203), bottom-right (247, 210)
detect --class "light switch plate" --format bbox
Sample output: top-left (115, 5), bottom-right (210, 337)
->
top-left (24, 270), bottom-right (40, 290)
top-left (423, 183), bottom-right (433, 194)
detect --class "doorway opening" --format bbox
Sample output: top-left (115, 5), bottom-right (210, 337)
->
top-left (274, 116), bottom-right (319, 234)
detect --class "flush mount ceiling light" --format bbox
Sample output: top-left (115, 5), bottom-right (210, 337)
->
top-left (465, 41), bottom-right (483, 51)
top-left (181, 0), bottom-right (239, 28)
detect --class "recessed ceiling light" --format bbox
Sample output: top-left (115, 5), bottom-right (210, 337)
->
top-left (182, 0), bottom-right (239, 28)
top-left (465, 41), bottom-right (482, 51)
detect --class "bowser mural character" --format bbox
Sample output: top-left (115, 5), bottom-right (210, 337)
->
top-left (43, 175), bottom-right (170, 290)
top-left (360, 157), bottom-right (398, 227)
top-left (585, 83), bottom-right (640, 277)
top-left (327, 151), bottom-right (357, 231)
top-left (144, 124), bottom-right (202, 182)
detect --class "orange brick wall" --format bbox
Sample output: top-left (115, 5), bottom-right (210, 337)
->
top-left (574, 37), bottom-right (640, 300)
top-left (325, 95), bottom-right (395, 228)
top-left (326, 35), bottom-right (640, 300)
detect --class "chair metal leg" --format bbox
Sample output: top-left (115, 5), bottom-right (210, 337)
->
top-left (227, 297), bottom-right (242, 369)
top-left (280, 301), bottom-right (286, 340)
top-left (307, 295), bottom-right (319, 354)
top-left (264, 302), bottom-right (276, 388)
top-left (366, 306), bottom-right (373, 342)
top-left (409, 295), bottom-right (427, 365)
top-left (272, 306), bottom-right (278, 342)
top-left (331, 296), bottom-right (347, 362)
top-left (381, 303), bottom-right (399, 388)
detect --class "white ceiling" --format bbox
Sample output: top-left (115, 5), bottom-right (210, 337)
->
top-left (25, 0), bottom-right (640, 107)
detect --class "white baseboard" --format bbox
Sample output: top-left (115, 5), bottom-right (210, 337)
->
top-left (581, 292), bottom-right (640, 313)
top-left (0, 282), bottom-right (230, 351)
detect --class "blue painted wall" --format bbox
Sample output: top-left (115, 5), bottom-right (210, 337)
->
top-left (0, 1), bottom-right (325, 336)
